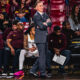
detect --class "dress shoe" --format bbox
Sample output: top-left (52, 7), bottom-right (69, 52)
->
top-left (29, 71), bottom-right (38, 77)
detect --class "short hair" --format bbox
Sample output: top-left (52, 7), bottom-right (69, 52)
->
top-left (25, 23), bottom-right (35, 34)
top-left (34, 1), bottom-right (43, 8)
top-left (54, 25), bottom-right (61, 31)
top-left (17, 23), bottom-right (24, 28)
top-left (12, 20), bottom-right (19, 25)
top-left (62, 21), bottom-right (70, 27)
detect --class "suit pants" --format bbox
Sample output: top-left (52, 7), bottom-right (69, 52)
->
top-left (30, 43), bottom-right (47, 76)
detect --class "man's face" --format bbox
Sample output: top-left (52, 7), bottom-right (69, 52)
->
top-left (56, 30), bottom-right (61, 36)
top-left (18, 25), bottom-right (24, 31)
top-left (36, 2), bottom-right (44, 12)
top-left (12, 25), bottom-right (17, 30)
top-left (0, 14), bottom-right (4, 20)
top-left (66, 23), bottom-right (71, 29)
top-left (17, 13), bottom-right (25, 18)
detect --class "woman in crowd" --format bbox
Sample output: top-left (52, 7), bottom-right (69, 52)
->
top-left (14, 23), bottom-right (39, 76)
top-left (68, 5), bottom-right (80, 37)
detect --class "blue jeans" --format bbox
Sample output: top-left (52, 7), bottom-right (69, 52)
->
top-left (46, 50), bottom-right (71, 70)
top-left (4, 47), bottom-right (21, 73)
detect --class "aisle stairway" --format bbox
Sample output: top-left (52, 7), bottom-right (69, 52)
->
top-left (50, 0), bottom-right (66, 31)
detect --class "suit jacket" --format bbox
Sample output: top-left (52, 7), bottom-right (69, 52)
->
top-left (33, 12), bottom-right (52, 43)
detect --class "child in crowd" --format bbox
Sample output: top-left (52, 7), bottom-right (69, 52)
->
top-left (15, 9), bottom-right (29, 32)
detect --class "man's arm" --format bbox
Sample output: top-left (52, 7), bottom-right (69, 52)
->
top-left (6, 39), bottom-right (15, 55)
top-left (33, 15), bottom-right (48, 30)
top-left (12, 0), bottom-right (18, 6)
top-left (24, 35), bottom-right (29, 50)
top-left (45, 13), bottom-right (52, 27)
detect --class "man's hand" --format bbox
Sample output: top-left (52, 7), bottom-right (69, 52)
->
top-left (3, 21), bottom-right (8, 24)
top-left (55, 51), bottom-right (60, 56)
top-left (29, 46), bottom-right (36, 52)
top-left (54, 48), bottom-right (60, 56)
top-left (75, 31), bottom-right (80, 36)
top-left (43, 22), bottom-right (47, 26)
top-left (13, 0), bottom-right (18, 5)
top-left (26, 0), bottom-right (31, 4)
top-left (46, 18), bottom-right (51, 23)
top-left (11, 48), bottom-right (15, 56)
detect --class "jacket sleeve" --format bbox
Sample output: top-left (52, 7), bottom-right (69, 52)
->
top-left (33, 15), bottom-right (47, 30)
top-left (45, 13), bottom-right (52, 27)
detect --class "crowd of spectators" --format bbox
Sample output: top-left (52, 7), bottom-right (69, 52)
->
top-left (0, 0), bottom-right (80, 78)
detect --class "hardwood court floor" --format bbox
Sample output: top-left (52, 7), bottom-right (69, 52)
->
top-left (0, 74), bottom-right (80, 80)
top-left (0, 69), bottom-right (80, 80)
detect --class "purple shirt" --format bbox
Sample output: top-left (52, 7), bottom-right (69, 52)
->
top-left (7, 30), bottom-right (23, 49)
top-left (3, 27), bottom-right (12, 40)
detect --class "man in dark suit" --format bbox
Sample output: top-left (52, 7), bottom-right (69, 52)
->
top-left (29, 1), bottom-right (52, 78)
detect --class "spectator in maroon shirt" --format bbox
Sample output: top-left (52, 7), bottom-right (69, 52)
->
top-left (62, 21), bottom-right (76, 49)
top-left (6, 22), bottom-right (23, 54)
top-left (0, 0), bottom-right (11, 18)
top-left (0, 13), bottom-right (12, 32)
top-left (2, 20), bottom-right (23, 76)
top-left (2, 20), bottom-right (20, 77)
top-left (3, 20), bottom-right (19, 41)
top-left (48, 26), bottom-right (71, 74)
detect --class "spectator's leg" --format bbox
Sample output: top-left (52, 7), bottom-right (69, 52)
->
top-left (58, 50), bottom-right (71, 73)
top-left (0, 50), bottom-right (3, 73)
top-left (12, 49), bottom-right (21, 73)
top-left (3, 48), bottom-right (10, 73)
top-left (19, 49), bottom-right (27, 70)
top-left (60, 50), bottom-right (71, 68)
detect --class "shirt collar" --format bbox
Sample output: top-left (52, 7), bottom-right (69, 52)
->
top-left (38, 11), bottom-right (43, 16)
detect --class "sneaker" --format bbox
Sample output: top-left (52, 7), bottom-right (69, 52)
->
top-left (2, 73), bottom-right (8, 78)
top-left (58, 68), bottom-right (67, 74)
top-left (46, 73), bottom-right (52, 78)
top-left (9, 73), bottom-right (14, 76)
top-left (14, 70), bottom-right (24, 76)
top-left (6, 75), bottom-right (14, 78)
top-left (14, 70), bottom-right (24, 79)
top-left (47, 69), bottom-right (52, 78)
top-left (0, 69), bottom-right (2, 74)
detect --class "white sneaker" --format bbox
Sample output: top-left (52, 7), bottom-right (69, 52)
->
top-left (9, 73), bottom-right (14, 75)
top-left (6, 75), bottom-right (14, 78)
top-left (2, 73), bottom-right (7, 78)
